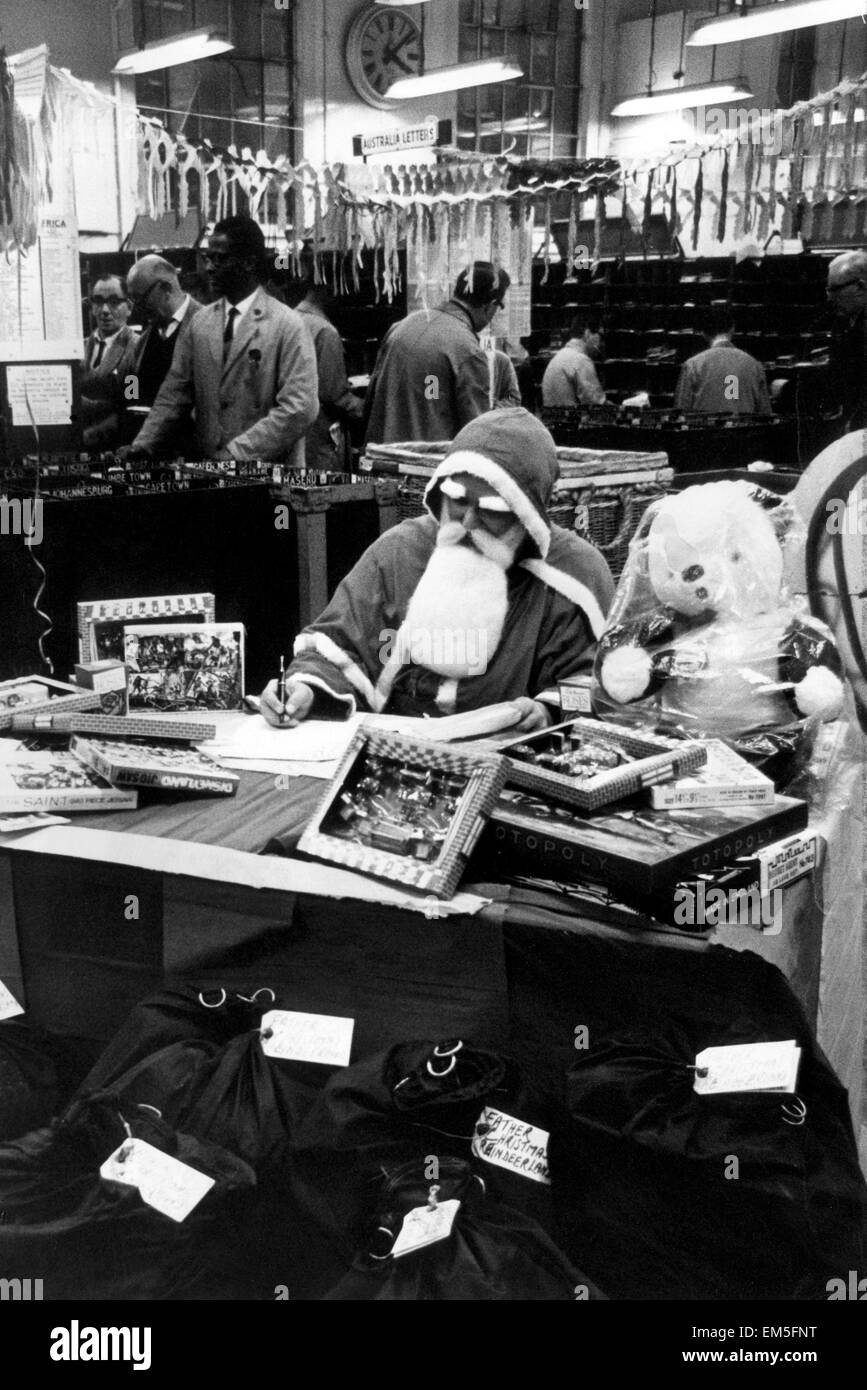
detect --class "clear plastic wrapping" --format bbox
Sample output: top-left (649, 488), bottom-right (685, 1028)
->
top-left (591, 481), bottom-right (846, 786)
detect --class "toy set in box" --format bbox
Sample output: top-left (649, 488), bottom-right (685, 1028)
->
top-left (496, 717), bottom-right (707, 812)
top-left (74, 660), bottom-right (129, 716)
top-left (298, 727), bottom-right (507, 898)
top-left (0, 676), bottom-right (103, 732)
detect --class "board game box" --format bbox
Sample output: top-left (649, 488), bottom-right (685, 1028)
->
top-left (479, 790), bottom-right (810, 900)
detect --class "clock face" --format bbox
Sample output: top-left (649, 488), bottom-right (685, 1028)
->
top-left (346, 4), bottom-right (424, 110)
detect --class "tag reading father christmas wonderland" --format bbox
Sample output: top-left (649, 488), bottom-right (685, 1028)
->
top-left (260, 1009), bottom-right (354, 1066)
top-left (391, 1199), bottom-right (461, 1259)
top-left (0, 978), bottom-right (24, 1020)
top-left (99, 1139), bottom-right (215, 1222)
top-left (471, 1107), bottom-right (551, 1184)
top-left (693, 1040), bottom-right (801, 1096)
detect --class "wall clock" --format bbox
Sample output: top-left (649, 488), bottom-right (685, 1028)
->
top-left (345, 3), bottom-right (424, 110)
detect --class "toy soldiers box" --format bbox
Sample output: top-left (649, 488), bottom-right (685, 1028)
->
top-left (298, 727), bottom-right (507, 898)
top-left (496, 717), bottom-right (707, 813)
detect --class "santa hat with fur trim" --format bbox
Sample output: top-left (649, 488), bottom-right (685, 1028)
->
top-left (424, 408), bottom-right (558, 560)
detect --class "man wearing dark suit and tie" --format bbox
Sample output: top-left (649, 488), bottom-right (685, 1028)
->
top-left (122, 216), bottom-right (318, 463)
top-left (81, 275), bottom-right (138, 449)
top-left (121, 255), bottom-right (202, 452)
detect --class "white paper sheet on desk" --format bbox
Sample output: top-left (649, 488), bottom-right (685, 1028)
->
top-left (0, 824), bottom-right (489, 916)
top-left (202, 714), bottom-right (364, 764)
top-left (217, 757), bottom-right (339, 780)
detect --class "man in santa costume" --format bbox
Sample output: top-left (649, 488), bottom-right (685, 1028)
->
top-left (261, 409), bottom-right (615, 731)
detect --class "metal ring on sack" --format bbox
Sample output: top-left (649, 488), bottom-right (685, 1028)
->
top-left (198, 988), bottom-right (227, 1009)
top-left (781, 1096), bottom-right (807, 1125)
top-left (426, 1054), bottom-right (457, 1078)
top-left (136, 1104), bottom-right (163, 1118)
top-left (473, 1174), bottom-right (487, 1195)
top-left (433, 1040), bottom-right (463, 1058)
top-left (236, 987), bottom-right (276, 1004)
top-left (369, 1227), bottom-right (395, 1260)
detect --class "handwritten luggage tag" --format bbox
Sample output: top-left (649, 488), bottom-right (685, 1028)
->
top-left (693, 1040), bottom-right (801, 1096)
top-left (259, 1009), bottom-right (354, 1066)
top-left (0, 979), bottom-right (24, 1020)
top-left (471, 1107), bottom-right (551, 1185)
top-left (391, 1185), bottom-right (461, 1259)
top-left (100, 1137), bottom-right (215, 1222)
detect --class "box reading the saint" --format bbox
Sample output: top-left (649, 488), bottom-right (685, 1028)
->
top-left (298, 727), bottom-right (507, 898)
top-left (497, 717), bottom-right (707, 813)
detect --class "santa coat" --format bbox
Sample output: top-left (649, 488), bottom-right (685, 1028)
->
top-left (288, 513), bottom-right (615, 718)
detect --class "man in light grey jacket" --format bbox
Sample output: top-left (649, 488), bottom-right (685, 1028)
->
top-left (123, 216), bottom-right (318, 463)
top-left (541, 315), bottom-right (606, 408)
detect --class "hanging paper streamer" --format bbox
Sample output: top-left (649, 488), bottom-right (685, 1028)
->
top-left (566, 190), bottom-right (578, 275)
top-left (667, 163), bottom-right (678, 238)
top-left (642, 169), bottom-right (654, 248)
top-left (838, 91), bottom-right (857, 196)
top-left (593, 188), bottom-right (604, 264)
top-left (742, 138), bottom-right (756, 238)
top-left (785, 119), bottom-right (805, 236)
top-left (717, 148), bottom-right (729, 243)
top-left (692, 157), bottom-right (703, 251)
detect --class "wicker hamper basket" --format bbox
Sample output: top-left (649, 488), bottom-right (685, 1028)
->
top-left (361, 439), bottom-right (672, 578)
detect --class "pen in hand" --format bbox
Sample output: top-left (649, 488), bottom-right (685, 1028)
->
top-left (277, 655), bottom-right (288, 724)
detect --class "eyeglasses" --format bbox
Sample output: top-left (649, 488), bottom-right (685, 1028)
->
top-left (129, 282), bottom-right (161, 311)
top-left (91, 295), bottom-right (126, 308)
top-left (827, 279), bottom-right (864, 295)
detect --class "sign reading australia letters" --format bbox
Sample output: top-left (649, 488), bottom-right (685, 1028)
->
top-left (359, 121), bottom-right (439, 157)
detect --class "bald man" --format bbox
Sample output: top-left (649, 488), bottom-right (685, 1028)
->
top-left (125, 256), bottom-right (203, 408)
top-left (825, 250), bottom-right (867, 436)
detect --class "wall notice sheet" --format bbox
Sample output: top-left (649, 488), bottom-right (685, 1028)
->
top-left (6, 364), bottom-right (73, 426)
top-left (0, 213), bottom-right (83, 361)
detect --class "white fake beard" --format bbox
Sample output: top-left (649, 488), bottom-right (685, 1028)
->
top-left (396, 520), bottom-right (524, 677)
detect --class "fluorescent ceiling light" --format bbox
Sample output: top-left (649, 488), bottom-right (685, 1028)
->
top-left (113, 26), bottom-right (234, 75)
top-left (688, 1), bottom-right (867, 47)
top-left (458, 117), bottom-right (550, 138)
top-left (612, 78), bottom-right (754, 117)
top-left (386, 58), bottom-right (523, 99)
